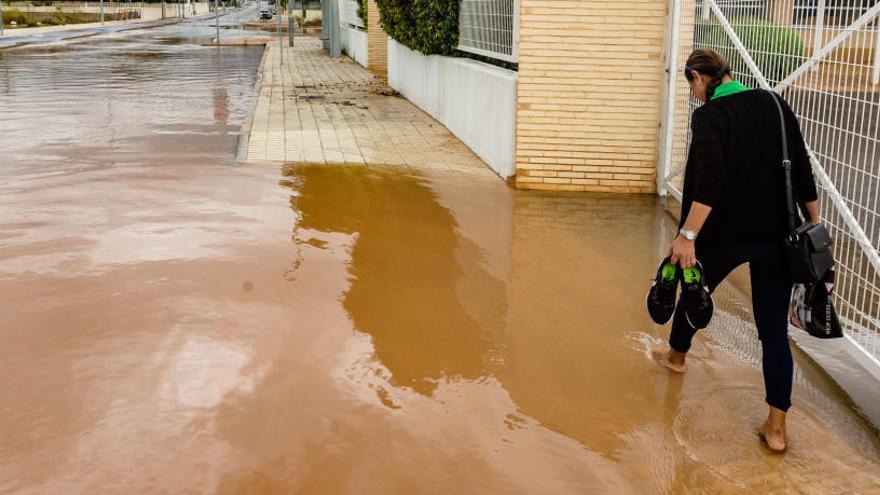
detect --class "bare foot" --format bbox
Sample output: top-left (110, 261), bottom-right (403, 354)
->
top-left (652, 349), bottom-right (688, 373)
top-left (758, 407), bottom-right (787, 453)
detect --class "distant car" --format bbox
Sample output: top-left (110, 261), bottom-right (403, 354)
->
top-left (259, 6), bottom-right (273, 19)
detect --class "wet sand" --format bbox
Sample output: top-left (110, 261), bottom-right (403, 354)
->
top-left (1, 28), bottom-right (880, 494)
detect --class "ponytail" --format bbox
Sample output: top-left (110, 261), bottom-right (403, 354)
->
top-left (706, 73), bottom-right (726, 100)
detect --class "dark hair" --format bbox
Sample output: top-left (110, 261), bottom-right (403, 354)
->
top-left (684, 49), bottom-right (732, 100)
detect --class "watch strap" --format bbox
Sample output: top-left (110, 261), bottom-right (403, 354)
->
top-left (679, 228), bottom-right (697, 240)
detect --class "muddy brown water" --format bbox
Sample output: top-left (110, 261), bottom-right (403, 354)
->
top-left (1, 29), bottom-right (880, 494)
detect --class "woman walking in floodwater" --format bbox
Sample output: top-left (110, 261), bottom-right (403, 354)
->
top-left (650, 49), bottom-right (820, 453)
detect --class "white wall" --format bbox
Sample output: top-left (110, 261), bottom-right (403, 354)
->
top-left (341, 26), bottom-right (367, 68)
top-left (387, 39), bottom-right (517, 179)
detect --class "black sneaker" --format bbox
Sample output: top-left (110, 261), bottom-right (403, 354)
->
top-left (680, 261), bottom-right (714, 329)
top-left (646, 257), bottom-right (679, 324)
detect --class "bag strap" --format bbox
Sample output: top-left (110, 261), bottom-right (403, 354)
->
top-left (767, 90), bottom-right (807, 232)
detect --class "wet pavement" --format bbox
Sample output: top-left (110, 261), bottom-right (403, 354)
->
top-left (242, 37), bottom-right (494, 176)
top-left (1, 18), bottom-right (880, 495)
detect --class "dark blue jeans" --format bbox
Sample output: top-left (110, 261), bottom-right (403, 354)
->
top-left (669, 242), bottom-right (794, 412)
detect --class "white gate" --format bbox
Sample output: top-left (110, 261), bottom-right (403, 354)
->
top-left (659, 0), bottom-right (880, 367)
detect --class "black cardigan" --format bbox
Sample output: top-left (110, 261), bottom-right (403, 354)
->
top-left (680, 89), bottom-right (818, 251)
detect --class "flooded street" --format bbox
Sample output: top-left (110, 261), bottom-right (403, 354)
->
top-left (1, 19), bottom-right (880, 494)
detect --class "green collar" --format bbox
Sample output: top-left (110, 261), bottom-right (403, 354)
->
top-left (711, 80), bottom-right (750, 100)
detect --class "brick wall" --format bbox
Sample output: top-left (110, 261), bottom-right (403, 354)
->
top-left (515, 1), bottom-right (668, 193)
top-left (366, 0), bottom-right (388, 78)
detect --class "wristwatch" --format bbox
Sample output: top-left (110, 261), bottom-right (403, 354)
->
top-left (679, 228), bottom-right (698, 241)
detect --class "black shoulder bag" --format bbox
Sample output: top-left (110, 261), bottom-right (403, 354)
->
top-left (767, 91), bottom-right (835, 284)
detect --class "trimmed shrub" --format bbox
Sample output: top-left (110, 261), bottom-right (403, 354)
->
top-left (355, 0), bottom-right (367, 27)
top-left (375, 0), bottom-right (459, 55)
top-left (53, 6), bottom-right (69, 26)
top-left (3, 9), bottom-right (39, 27)
top-left (701, 17), bottom-right (806, 83)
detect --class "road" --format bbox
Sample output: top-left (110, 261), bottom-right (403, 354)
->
top-left (0, 2), bottom-right (260, 50)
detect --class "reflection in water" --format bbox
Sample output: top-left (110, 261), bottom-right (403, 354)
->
top-left (214, 86), bottom-right (230, 126)
top-left (503, 192), bottom-right (669, 452)
top-left (273, 165), bottom-right (641, 493)
top-left (287, 165), bottom-right (501, 395)
top-left (279, 165), bottom-right (880, 493)
top-left (158, 336), bottom-right (256, 409)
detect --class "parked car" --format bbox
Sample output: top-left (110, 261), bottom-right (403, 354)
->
top-left (259, 6), bottom-right (273, 19)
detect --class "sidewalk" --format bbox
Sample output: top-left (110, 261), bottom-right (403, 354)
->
top-left (241, 37), bottom-right (497, 178)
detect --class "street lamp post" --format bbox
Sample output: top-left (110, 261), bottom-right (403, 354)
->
top-left (215, 0), bottom-right (220, 44)
top-left (276, 0), bottom-right (282, 64)
top-left (1, 1), bottom-right (5, 37)
top-left (287, 0), bottom-right (293, 46)
top-left (100, 0), bottom-right (105, 25)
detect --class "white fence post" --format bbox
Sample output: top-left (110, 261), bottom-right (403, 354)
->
top-left (658, 0), bottom-right (681, 197)
top-left (812, 0), bottom-right (825, 73)
top-left (874, 21), bottom-right (880, 86)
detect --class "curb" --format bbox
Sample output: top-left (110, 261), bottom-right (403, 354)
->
top-left (235, 42), bottom-right (270, 163)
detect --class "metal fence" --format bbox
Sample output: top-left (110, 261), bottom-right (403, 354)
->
top-left (457, 0), bottom-right (519, 63)
top-left (339, 0), bottom-right (362, 29)
top-left (659, 0), bottom-right (880, 366)
top-left (794, 0), bottom-right (880, 27)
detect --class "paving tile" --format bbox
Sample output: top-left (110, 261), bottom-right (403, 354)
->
top-left (243, 37), bottom-right (496, 180)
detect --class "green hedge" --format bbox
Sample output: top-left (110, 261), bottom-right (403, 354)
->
top-left (356, 0), bottom-right (367, 27)
top-left (701, 18), bottom-right (805, 82)
top-left (375, 0), bottom-right (459, 56)
top-left (1, 8), bottom-right (97, 27)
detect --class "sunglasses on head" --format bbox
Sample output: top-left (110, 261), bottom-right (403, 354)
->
top-left (683, 65), bottom-right (696, 81)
